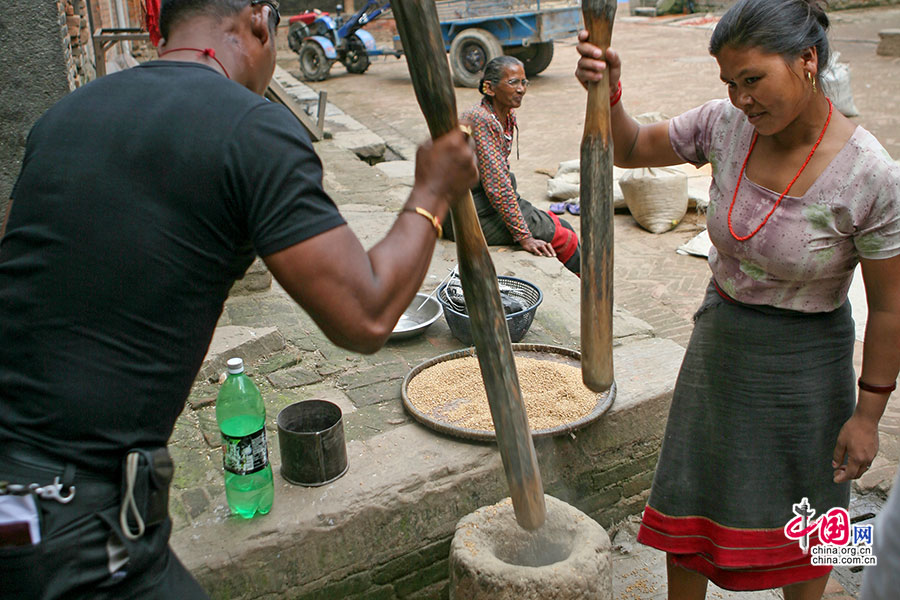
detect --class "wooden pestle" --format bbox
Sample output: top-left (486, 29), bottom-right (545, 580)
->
top-left (391, 0), bottom-right (546, 530)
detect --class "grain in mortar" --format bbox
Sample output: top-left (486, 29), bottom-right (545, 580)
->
top-left (407, 356), bottom-right (596, 431)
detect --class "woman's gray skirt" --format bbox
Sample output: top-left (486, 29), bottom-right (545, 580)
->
top-left (637, 280), bottom-right (856, 589)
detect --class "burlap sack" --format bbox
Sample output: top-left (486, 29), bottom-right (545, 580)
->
top-left (546, 159), bottom-right (627, 208)
top-left (547, 171), bottom-right (580, 200)
top-left (619, 166), bottom-right (688, 233)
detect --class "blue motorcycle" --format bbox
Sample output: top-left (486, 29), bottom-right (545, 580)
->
top-left (288, 0), bottom-right (400, 82)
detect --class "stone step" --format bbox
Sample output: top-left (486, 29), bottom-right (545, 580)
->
top-left (198, 325), bottom-right (285, 382)
top-left (878, 29), bottom-right (900, 57)
top-left (173, 335), bottom-right (685, 598)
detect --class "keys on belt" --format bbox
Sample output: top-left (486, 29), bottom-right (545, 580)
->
top-left (0, 477), bottom-right (75, 504)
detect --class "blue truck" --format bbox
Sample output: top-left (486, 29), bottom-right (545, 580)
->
top-left (428, 0), bottom-right (584, 87)
top-left (289, 0), bottom-right (584, 87)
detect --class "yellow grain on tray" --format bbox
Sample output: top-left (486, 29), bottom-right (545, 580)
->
top-left (406, 356), bottom-right (596, 432)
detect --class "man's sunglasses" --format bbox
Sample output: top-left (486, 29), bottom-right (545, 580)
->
top-left (251, 0), bottom-right (281, 27)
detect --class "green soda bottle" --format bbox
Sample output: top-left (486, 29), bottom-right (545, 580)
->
top-left (216, 357), bottom-right (274, 518)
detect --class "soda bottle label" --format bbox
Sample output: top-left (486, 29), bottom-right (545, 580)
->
top-left (222, 427), bottom-right (269, 475)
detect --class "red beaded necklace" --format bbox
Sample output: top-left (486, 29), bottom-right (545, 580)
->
top-left (158, 47), bottom-right (230, 80)
top-left (727, 98), bottom-right (833, 242)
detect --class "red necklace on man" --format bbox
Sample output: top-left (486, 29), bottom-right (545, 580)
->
top-left (727, 98), bottom-right (834, 242)
top-left (158, 47), bottom-right (231, 80)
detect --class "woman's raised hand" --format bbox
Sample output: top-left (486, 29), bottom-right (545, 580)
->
top-left (575, 30), bottom-right (621, 92)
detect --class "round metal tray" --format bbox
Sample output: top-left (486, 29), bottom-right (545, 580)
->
top-left (401, 344), bottom-right (615, 442)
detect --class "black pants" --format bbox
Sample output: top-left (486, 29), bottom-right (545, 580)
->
top-left (442, 177), bottom-right (581, 274)
top-left (0, 443), bottom-right (208, 600)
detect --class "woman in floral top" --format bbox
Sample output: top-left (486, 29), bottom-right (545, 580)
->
top-left (443, 56), bottom-right (581, 275)
top-left (576, 0), bottom-right (899, 597)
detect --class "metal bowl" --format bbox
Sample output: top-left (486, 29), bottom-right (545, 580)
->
top-left (390, 293), bottom-right (443, 341)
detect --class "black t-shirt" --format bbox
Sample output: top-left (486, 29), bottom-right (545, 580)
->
top-left (0, 62), bottom-right (345, 472)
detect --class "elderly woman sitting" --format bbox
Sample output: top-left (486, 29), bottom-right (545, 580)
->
top-left (442, 56), bottom-right (581, 275)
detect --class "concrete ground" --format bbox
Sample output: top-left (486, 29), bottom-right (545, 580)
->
top-left (164, 6), bottom-right (900, 600)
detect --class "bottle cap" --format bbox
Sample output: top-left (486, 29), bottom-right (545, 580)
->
top-left (226, 357), bottom-right (244, 374)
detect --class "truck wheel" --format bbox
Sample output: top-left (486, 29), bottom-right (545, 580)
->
top-left (507, 41), bottom-right (554, 76)
top-left (287, 22), bottom-right (309, 53)
top-left (299, 41), bottom-right (332, 81)
top-left (342, 36), bottom-right (370, 74)
top-left (449, 28), bottom-right (502, 88)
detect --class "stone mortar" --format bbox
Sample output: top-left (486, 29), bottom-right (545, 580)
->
top-left (449, 494), bottom-right (612, 599)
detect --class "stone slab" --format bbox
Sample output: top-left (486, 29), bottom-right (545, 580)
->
top-left (327, 112), bottom-right (369, 131)
top-left (272, 66), bottom-right (319, 102)
top-left (374, 159), bottom-right (415, 185)
top-left (198, 325), bottom-right (285, 382)
top-left (172, 335), bottom-right (684, 598)
top-left (332, 130), bottom-right (387, 161)
top-left (270, 66), bottom-right (388, 161)
top-left (266, 364), bottom-right (324, 389)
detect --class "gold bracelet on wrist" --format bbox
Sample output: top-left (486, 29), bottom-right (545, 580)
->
top-left (402, 206), bottom-right (442, 239)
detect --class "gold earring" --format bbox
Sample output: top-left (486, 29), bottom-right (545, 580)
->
top-left (807, 71), bottom-right (817, 94)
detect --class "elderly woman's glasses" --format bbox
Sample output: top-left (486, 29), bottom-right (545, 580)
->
top-left (505, 78), bottom-right (529, 89)
top-left (251, 0), bottom-right (281, 27)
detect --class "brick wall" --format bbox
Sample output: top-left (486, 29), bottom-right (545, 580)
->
top-left (60, 0), bottom-right (156, 88)
top-left (281, 0), bottom-right (353, 15)
top-left (128, 0), bottom-right (143, 25)
top-left (60, 0), bottom-right (97, 89)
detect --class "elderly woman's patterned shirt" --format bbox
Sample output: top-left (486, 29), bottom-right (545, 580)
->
top-left (461, 97), bottom-right (530, 241)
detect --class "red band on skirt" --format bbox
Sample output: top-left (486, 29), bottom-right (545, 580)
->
top-left (547, 211), bottom-right (578, 264)
top-left (638, 506), bottom-right (832, 591)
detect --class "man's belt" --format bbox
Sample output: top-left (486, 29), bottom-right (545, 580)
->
top-left (0, 441), bottom-right (108, 505)
top-left (0, 442), bottom-right (172, 539)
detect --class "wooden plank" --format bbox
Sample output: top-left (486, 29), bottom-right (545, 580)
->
top-left (265, 78), bottom-right (325, 142)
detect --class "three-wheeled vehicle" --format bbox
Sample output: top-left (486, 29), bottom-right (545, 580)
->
top-left (288, 0), bottom-right (401, 81)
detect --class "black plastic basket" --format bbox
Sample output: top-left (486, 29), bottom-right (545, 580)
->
top-left (437, 276), bottom-right (542, 345)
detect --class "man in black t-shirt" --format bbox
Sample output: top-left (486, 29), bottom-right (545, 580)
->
top-left (0, 1), bottom-right (477, 597)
